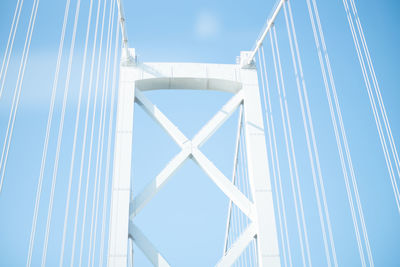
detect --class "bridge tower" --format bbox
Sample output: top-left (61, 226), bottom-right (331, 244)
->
top-left (107, 49), bottom-right (281, 267)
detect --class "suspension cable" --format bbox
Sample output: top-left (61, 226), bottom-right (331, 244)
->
top-left (304, 0), bottom-right (373, 265)
top-left (257, 49), bottom-right (286, 267)
top-left (223, 104), bottom-right (243, 254)
top-left (238, 134), bottom-right (246, 266)
top-left (0, 0), bottom-right (24, 99)
top-left (116, 0), bottom-right (131, 59)
top-left (350, 0), bottom-right (400, 179)
top-left (258, 46), bottom-right (291, 267)
top-left (58, 0), bottom-right (95, 265)
top-left (69, 0), bottom-right (103, 264)
top-left (40, 0), bottom-right (82, 265)
top-left (248, 0), bottom-right (286, 64)
top-left (335, 7), bottom-right (374, 267)
top-left (26, 0), bottom-right (64, 265)
top-left (262, 45), bottom-right (292, 266)
top-left (78, 0), bottom-right (109, 264)
top-left (270, 26), bottom-right (312, 267)
top-left (242, 127), bottom-right (257, 266)
top-left (241, 131), bottom-right (252, 266)
top-left (0, 0), bottom-right (39, 193)
top-left (283, 2), bottom-right (338, 266)
top-left (99, 15), bottom-right (120, 267)
top-left (342, 0), bottom-right (400, 213)
top-left (356, 2), bottom-right (400, 184)
top-left (238, 132), bottom-right (246, 266)
top-left (88, 0), bottom-right (116, 264)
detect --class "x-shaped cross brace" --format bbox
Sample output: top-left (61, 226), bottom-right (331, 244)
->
top-left (128, 88), bottom-right (257, 266)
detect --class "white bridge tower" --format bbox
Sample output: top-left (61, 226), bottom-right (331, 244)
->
top-left (107, 50), bottom-right (281, 267)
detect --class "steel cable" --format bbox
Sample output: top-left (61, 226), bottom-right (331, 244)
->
top-left (223, 104), bottom-right (243, 255)
top-left (69, 0), bottom-right (103, 264)
top-left (88, 0), bottom-right (116, 264)
top-left (0, 0), bottom-right (39, 192)
top-left (41, 0), bottom-right (82, 265)
top-left (99, 14), bottom-right (120, 266)
top-left (349, 0), bottom-right (400, 186)
top-left (284, 2), bottom-right (338, 266)
top-left (304, 0), bottom-right (373, 265)
top-left (77, 0), bottom-right (108, 265)
top-left (0, 0), bottom-right (24, 99)
top-left (58, 0), bottom-right (95, 265)
top-left (26, 0), bottom-right (65, 265)
top-left (258, 46), bottom-right (292, 267)
top-left (270, 26), bottom-right (312, 267)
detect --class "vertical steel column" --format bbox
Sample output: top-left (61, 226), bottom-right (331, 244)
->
top-left (108, 64), bottom-right (137, 267)
top-left (241, 64), bottom-right (281, 266)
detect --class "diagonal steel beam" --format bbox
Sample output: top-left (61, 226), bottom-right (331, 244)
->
top-left (216, 223), bottom-right (257, 267)
top-left (129, 222), bottom-right (171, 267)
top-left (130, 146), bottom-right (191, 218)
top-left (192, 90), bottom-right (244, 148)
top-left (191, 147), bottom-right (255, 220)
top-left (135, 88), bottom-right (189, 148)
top-left (131, 89), bottom-right (252, 220)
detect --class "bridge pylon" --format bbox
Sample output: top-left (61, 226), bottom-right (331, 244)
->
top-left (107, 50), bottom-right (281, 267)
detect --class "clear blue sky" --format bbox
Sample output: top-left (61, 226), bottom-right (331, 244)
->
top-left (0, 0), bottom-right (399, 266)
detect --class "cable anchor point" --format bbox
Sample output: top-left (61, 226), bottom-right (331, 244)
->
top-left (121, 47), bottom-right (136, 66)
top-left (238, 51), bottom-right (256, 69)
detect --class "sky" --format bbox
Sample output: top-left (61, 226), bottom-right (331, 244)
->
top-left (0, 0), bottom-right (399, 266)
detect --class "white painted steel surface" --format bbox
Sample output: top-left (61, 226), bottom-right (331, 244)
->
top-left (129, 222), bottom-right (171, 267)
top-left (108, 55), bottom-right (280, 266)
top-left (108, 65), bottom-right (138, 266)
top-left (242, 67), bottom-right (281, 266)
top-left (216, 223), bottom-right (257, 267)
